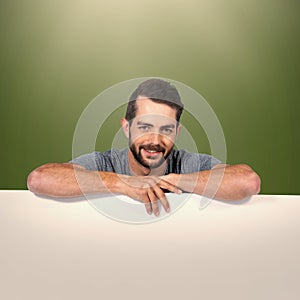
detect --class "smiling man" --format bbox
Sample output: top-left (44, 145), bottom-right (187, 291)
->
top-left (125, 99), bottom-right (180, 175)
top-left (27, 78), bottom-right (261, 216)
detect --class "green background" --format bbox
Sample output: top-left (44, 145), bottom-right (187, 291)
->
top-left (1, 0), bottom-right (299, 194)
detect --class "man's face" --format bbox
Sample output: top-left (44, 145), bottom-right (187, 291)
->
top-left (124, 98), bottom-right (180, 169)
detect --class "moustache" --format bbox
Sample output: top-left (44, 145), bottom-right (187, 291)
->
top-left (140, 144), bottom-right (165, 152)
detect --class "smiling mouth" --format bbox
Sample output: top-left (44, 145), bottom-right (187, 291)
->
top-left (140, 146), bottom-right (164, 157)
top-left (141, 149), bottom-right (162, 155)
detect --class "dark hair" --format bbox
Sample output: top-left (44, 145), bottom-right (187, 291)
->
top-left (125, 79), bottom-right (184, 123)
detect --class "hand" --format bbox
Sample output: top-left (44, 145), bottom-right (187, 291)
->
top-left (121, 175), bottom-right (182, 216)
top-left (160, 173), bottom-right (197, 194)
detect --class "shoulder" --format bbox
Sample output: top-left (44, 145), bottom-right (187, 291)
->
top-left (169, 149), bottom-right (221, 172)
top-left (71, 149), bottom-right (127, 161)
top-left (69, 149), bottom-right (129, 172)
top-left (171, 149), bottom-right (220, 162)
top-left (69, 151), bottom-right (106, 170)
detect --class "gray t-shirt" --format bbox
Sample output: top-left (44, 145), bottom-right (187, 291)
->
top-left (70, 149), bottom-right (221, 175)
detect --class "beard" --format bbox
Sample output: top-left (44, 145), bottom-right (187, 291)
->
top-left (129, 138), bottom-right (174, 169)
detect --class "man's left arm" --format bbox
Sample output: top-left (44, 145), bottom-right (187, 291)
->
top-left (160, 164), bottom-right (261, 200)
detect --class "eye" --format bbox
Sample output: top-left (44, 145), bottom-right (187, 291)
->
top-left (161, 128), bottom-right (174, 135)
top-left (138, 125), bottom-right (151, 132)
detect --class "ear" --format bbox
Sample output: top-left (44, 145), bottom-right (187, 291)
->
top-left (176, 123), bottom-right (182, 135)
top-left (121, 118), bottom-right (130, 138)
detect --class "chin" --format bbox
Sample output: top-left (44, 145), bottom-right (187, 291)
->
top-left (145, 158), bottom-right (166, 169)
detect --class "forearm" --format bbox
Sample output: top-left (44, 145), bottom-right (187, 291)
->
top-left (162, 164), bottom-right (261, 200)
top-left (27, 163), bottom-right (122, 197)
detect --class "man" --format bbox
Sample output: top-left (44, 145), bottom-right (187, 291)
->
top-left (27, 79), bottom-right (261, 216)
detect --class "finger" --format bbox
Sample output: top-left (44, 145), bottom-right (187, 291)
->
top-left (147, 189), bottom-right (160, 217)
top-left (144, 201), bottom-right (152, 215)
top-left (159, 178), bottom-right (182, 194)
top-left (134, 193), bottom-right (152, 215)
top-left (141, 196), bottom-right (152, 215)
top-left (152, 185), bottom-right (170, 213)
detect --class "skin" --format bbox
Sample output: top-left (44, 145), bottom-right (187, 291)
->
top-left (27, 97), bottom-right (261, 216)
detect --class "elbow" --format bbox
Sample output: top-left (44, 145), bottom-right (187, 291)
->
top-left (247, 172), bottom-right (261, 196)
top-left (27, 163), bottom-right (54, 194)
top-left (27, 168), bottom-right (42, 194)
top-left (242, 166), bottom-right (261, 197)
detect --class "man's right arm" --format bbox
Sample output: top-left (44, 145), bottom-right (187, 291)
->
top-left (27, 163), bottom-right (180, 215)
top-left (27, 163), bottom-right (121, 198)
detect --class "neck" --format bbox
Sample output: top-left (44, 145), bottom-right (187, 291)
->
top-left (128, 150), bottom-right (167, 176)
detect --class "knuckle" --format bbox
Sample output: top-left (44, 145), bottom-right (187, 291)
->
top-left (148, 177), bottom-right (158, 186)
top-left (142, 183), bottom-right (150, 189)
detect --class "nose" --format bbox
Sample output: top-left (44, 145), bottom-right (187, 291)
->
top-left (148, 132), bottom-right (162, 145)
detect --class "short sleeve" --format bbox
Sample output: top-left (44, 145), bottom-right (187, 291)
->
top-left (69, 152), bottom-right (102, 171)
top-left (178, 150), bottom-right (222, 173)
top-left (197, 154), bottom-right (222, 170)
top-left (69, 149), bottom-right (129, 174)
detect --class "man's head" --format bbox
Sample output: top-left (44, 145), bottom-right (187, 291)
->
top-left (122, 79), bottom-right (184, 172)
top-left (125, 78), bottom-right (184, 123)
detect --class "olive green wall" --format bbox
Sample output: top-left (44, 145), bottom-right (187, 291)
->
top-left (1, 0), bottom-right (299, 194)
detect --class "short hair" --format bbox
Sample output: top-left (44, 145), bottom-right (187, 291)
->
top-left (125, 78), bottom-right (184, 123)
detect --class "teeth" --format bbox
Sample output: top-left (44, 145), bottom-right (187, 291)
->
top-left (143, 149), bottom-right (160, 153)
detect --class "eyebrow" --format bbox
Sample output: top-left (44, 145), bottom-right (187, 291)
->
top-left (137, 121), bottom-right (153, 127)
top-left (160, 124), bottom-right (175, 129)
top-left (136, 121), bottom-right (176, 129)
